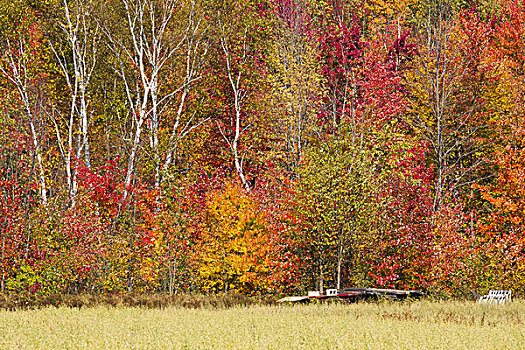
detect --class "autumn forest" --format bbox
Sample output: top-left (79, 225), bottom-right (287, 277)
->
top-left (0, 0), bottom-right (524, 298)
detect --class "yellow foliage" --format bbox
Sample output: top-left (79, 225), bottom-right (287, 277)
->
top-left (196, 182), bottom-right (277, 295)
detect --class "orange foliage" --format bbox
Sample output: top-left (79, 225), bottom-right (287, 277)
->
top-left (195, 182), bottom-right (293, 295)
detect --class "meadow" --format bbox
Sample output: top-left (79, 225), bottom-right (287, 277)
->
top-left (0, 299), bottom-right (523, 349)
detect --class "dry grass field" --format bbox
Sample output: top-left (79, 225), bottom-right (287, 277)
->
top-left (0, 299), bottom-right (523, 349)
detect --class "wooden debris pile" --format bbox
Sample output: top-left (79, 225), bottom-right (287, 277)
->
top-left (277, 288), bottom-right (425, 303)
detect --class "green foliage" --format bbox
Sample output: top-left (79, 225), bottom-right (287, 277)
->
top-left (296, 131), bottom-right (380, 290)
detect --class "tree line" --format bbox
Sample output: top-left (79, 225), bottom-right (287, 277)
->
top-left (0, 0), bottom-right (523, 297)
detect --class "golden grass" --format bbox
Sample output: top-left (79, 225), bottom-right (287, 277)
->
top-left (0, 299), bottom-right (523, 349)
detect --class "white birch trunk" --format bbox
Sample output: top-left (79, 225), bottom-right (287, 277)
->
top-left (218, 26), bottom-right (251, 191)
top-left (106, 0), bottom-right (206, 198)
top-left (49, 0), bottom-right (99, 206)
top-left (0, 39), bottom-right (47, 205)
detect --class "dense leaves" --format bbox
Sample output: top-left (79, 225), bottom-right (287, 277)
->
top-left (0, 0), bottom-right (523, 297)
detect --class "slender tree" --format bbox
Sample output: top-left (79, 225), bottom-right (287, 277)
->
top-left (49, 0), bottom-right (100, 206)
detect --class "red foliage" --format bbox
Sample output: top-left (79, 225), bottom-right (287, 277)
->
top-left (368, 142), bottom-right (436, 290)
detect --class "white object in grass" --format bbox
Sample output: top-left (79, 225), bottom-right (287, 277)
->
top-left (478, 290), bottom-right (512, 305)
